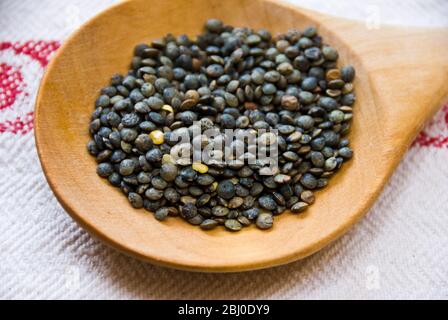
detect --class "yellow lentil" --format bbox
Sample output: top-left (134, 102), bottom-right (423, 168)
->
top-left (149, 130), bottom-right (164, 145)
top-left (192, 162), bottom-right (209, 173)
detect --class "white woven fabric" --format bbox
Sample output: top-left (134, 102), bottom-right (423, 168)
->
top-left (0, 0), bottom-right (447, 300)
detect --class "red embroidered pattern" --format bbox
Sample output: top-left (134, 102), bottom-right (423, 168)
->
top-left (0, 112), bottom-right (34, 135)
top-left (0, 62), bottom-right (25, 111)
top-left (0, 40), bottom-right (60, 68)
top-left (413, 105), bottom-right (448, 149)
top-left (0, 40), bottom-right (60, 134)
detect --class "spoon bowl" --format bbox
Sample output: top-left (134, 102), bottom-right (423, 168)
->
top-left (35, 0), bottom-right (448, 272)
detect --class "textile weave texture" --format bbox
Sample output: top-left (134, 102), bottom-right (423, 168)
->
top-left (0, 0), bottom-right (447, 299)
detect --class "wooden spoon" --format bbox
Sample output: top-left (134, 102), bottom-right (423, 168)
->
top-left (35, 0), bottom-right (448, 272)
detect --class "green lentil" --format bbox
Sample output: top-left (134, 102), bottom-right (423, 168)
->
top-left (256, 213), bottom-right (273, 229)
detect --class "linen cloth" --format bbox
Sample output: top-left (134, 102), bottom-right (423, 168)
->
top-left (0, 0), bottom-right (447, 300)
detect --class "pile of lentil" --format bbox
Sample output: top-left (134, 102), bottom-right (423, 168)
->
top-left (87, 19), bottom-right (355, 231)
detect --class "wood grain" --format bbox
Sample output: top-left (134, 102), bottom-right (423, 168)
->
top-left (35, 0), bottom-right (448, 272)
